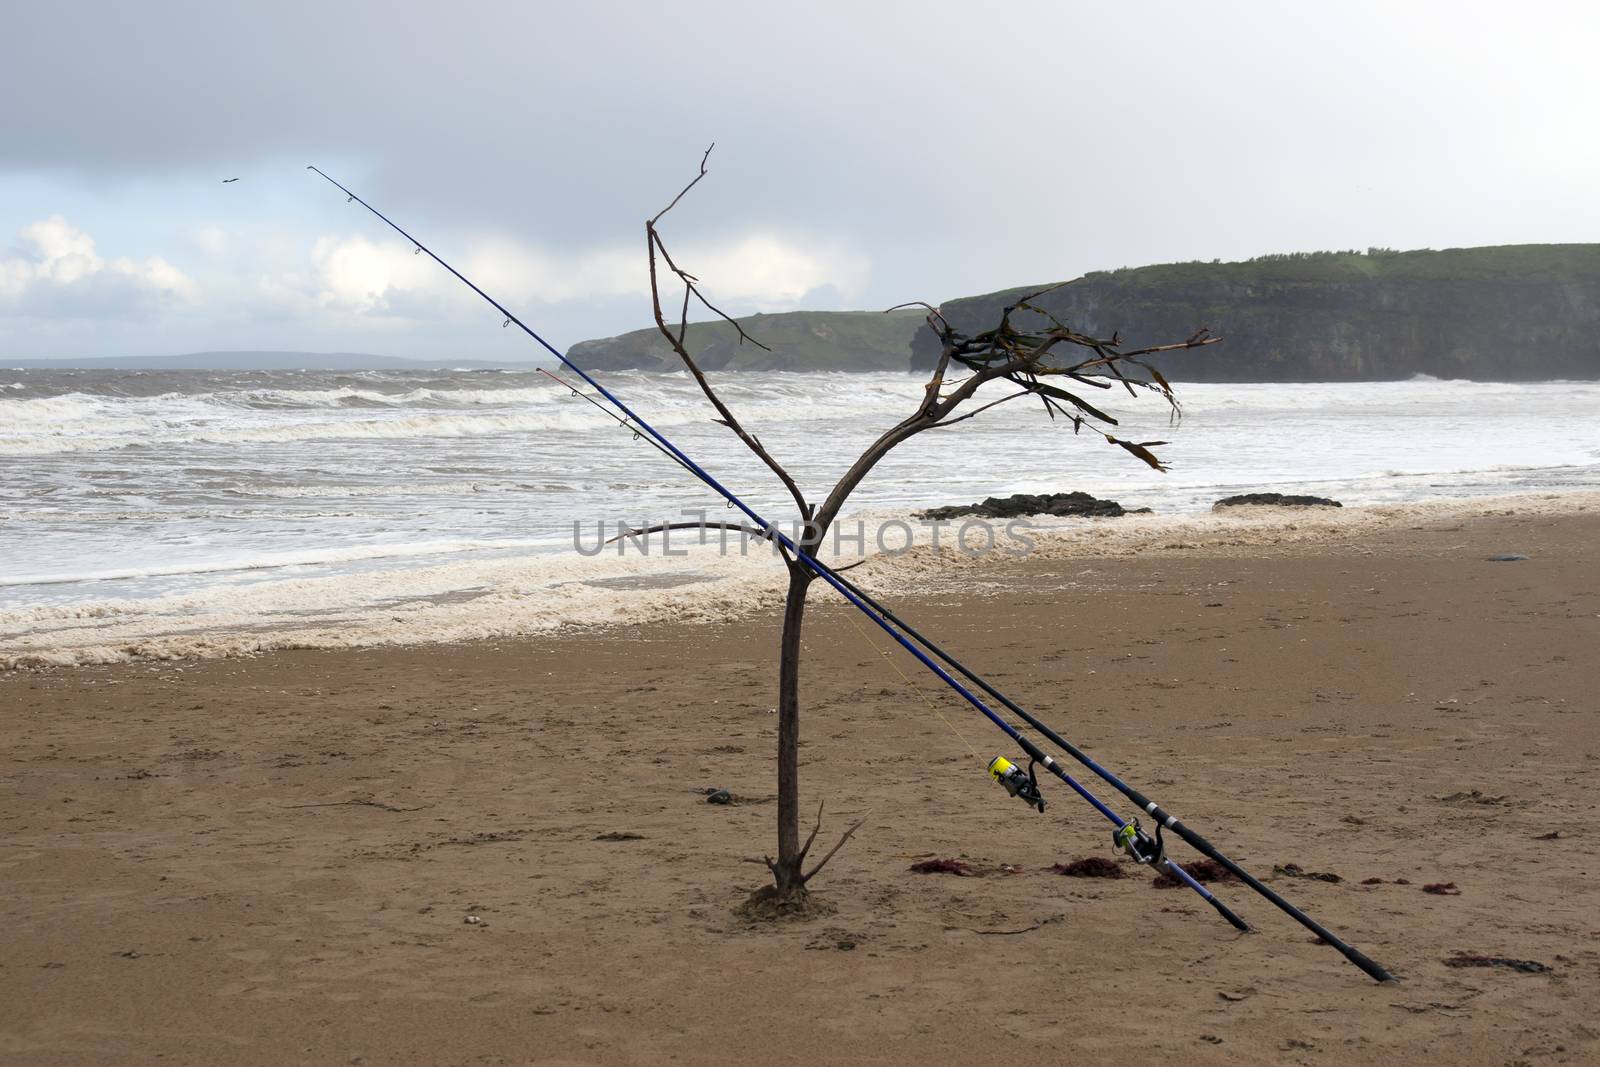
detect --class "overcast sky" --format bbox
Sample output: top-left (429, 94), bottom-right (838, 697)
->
top-left (3, 1), bottom-right (1597, 360)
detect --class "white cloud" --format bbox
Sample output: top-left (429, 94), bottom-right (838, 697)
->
top-left (0, 216), bottom-right (197, 313)
top-left (463, 238), bottom-right (638, 304)
top-left (190, 225), bottom-right (230, 256)
top-left (0, 213), bottom-right (870, 356)
top-left (301, 229), bottom-right (868, 319)
top-left (309, 233), bottom-right (445, 313)
top-left (681, 234), bottom-right (869, 309)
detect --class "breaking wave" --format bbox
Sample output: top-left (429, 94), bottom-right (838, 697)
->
top-left (0, 371), bottom-right (917, 454)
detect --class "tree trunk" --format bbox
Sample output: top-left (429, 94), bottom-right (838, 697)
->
top-left (770, 562), bottom-right (813, 898)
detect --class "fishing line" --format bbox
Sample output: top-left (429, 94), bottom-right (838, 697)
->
top-left (308, 165), bottom-right (1392, 982)
top-left (838, 602), bottom-right (981, 762)
top-left (537, 368), bottom-right (699, 478)
top-left (547, 361), bottom-right (978, 762)
top-left (542, 355), bottom-right (1239, 922)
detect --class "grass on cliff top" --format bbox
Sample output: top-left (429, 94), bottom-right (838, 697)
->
top-left (573, 308), bottom-right (926, 371)
top-left (971, 244), bottom-right (1600, 306)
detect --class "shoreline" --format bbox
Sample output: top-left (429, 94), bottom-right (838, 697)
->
top-left (5, 487), bottom-right (1598, 671)
top-left (2, 504), bottom-right (1597, 1063)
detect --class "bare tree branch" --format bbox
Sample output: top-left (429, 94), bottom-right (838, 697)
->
top-left (629, 156), bottom-right (1223, 904)
top-left (1002, 278), bottom-right (1076, 313)
top-left (795, 799), bottom-right (825, 865)
top-left (803, 819), bottom-right (864, 885)
top-left (885, 299), bottom-right (952, 337)
top-left (645, 148), bottom-right (811, 520)
top-left (809, 302), bottom-right (1216, 532)
top-left (651, 232), bottom-right (772, 352)
top-left (784, 798), bottom-right (864, 887)
top-left (649, 143), bottom-right (716, 226)
top-left (923, 388), bottom-right (1032, 429)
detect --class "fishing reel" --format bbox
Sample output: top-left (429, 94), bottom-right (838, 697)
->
top-left (1112, 818), bottom-right (1166, 867)
top-left (987, 756), bottom-right (1046, 813)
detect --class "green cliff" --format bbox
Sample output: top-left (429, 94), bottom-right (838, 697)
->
top-left (566, 309), bottom-right (926, 372)
top-left (910, 245), bottom-right (1600, 381)
top-left (566, 246), bottom-right (1600, 380)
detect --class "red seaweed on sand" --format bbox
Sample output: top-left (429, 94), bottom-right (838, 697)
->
top-left (1052, 857), bottom-right (1125, 878)
top-left (1151, 859), bottom-right (1235, 888)
top-left (910, 858), bottom-right (975, 876)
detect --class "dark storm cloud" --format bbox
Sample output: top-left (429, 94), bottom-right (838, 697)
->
top-left (3, 1), bottom-right (962, 250)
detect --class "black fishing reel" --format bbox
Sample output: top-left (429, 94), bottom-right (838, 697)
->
top-left (1113, 818), bottom-right (1166, 867)
top-left (987, 756), bottom-right (1046, 813)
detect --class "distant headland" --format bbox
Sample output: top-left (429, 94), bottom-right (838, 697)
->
top-left (12, 245), bottom-right (1597, 380)
top-left (569, 244), bottom-right (1600, 381)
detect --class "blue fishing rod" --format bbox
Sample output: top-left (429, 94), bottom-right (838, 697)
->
top-left (302, 163), bottom-right (1230, 919)
top-left (308, 166), bottom-right (1394, 982)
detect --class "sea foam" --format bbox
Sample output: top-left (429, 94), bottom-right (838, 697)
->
top-left (4, 368), bottom-right (1600, 667)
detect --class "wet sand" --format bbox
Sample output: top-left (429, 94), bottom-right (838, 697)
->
top-left (3, 504), bottom-right (1598, 1065)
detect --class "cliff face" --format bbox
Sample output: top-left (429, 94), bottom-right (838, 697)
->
top-left (566, 309), bottom-right (926, 373)
top-left (566, 246), bottom-right (1600, 380)
top-left (909, 245), bottom-right (1600, 381)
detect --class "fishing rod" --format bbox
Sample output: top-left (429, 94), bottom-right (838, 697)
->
top-left (537, 367), bottom-right (1250, 928)
top-left (305, 164), bottom-right (1238, 926)
top-left (818, 568), bottom-right (1392, 972)
top-left (308, 165), bottom-right (1393, 982)
top-left (553, 370), bottom-right (1354, 950)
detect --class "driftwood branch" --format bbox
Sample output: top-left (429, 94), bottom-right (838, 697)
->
top-left (649, 143), bottom-right (716, 227)
top-left (795, 800), bottom-right (825, 866)
top-left (646, 147), bottom-right (811, 521)
top-left (793, 799), bottom-right (864, 886)
top-left (923, 388), bottom-right (1033, 429)
top-left (629, 153), bottom-right (1217, 903)
top-left (803, 825), bottom-right (863, 885)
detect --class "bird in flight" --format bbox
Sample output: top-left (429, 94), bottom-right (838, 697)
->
top-left (221, 177), bottom-right (239, 183)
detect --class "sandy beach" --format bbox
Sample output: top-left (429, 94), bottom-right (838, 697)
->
top-left (3, 498), bottom-right (1598, 1065)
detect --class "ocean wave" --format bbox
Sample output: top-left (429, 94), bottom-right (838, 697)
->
top-left (7, 371), bottom-right (1600, 669)
top-left (0, 392), bottom-right (126, 425)
top-left (236, 384), bottom-right (570, 408)
top-left (0, 371), bottom-right (929, 454)
top-left (219, 480), bottom-right (580, 499)
top-left (0, 408), bottom-right (634, 454)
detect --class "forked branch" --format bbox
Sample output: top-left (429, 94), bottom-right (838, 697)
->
top-left (765, 800), bottom-right (864, 888)
top-left (808, 295), bottom-right (1216, 530)
top-left (646, 147), bottom-right (812, 520)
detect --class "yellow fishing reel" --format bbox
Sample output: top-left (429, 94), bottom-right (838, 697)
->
top-left (987, 755), bottom-right (1046, 813)
top-left (1113, 818), bottom-right (1166, 866)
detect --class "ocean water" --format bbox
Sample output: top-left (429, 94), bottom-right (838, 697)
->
top-left (3, 368), bottom-right (1598, 665)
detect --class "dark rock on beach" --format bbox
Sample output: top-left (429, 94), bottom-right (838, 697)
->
top-left (915, 491), bottom-right (1148, 521)
top-left (1213, 493), bottom-right (1343, 509)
